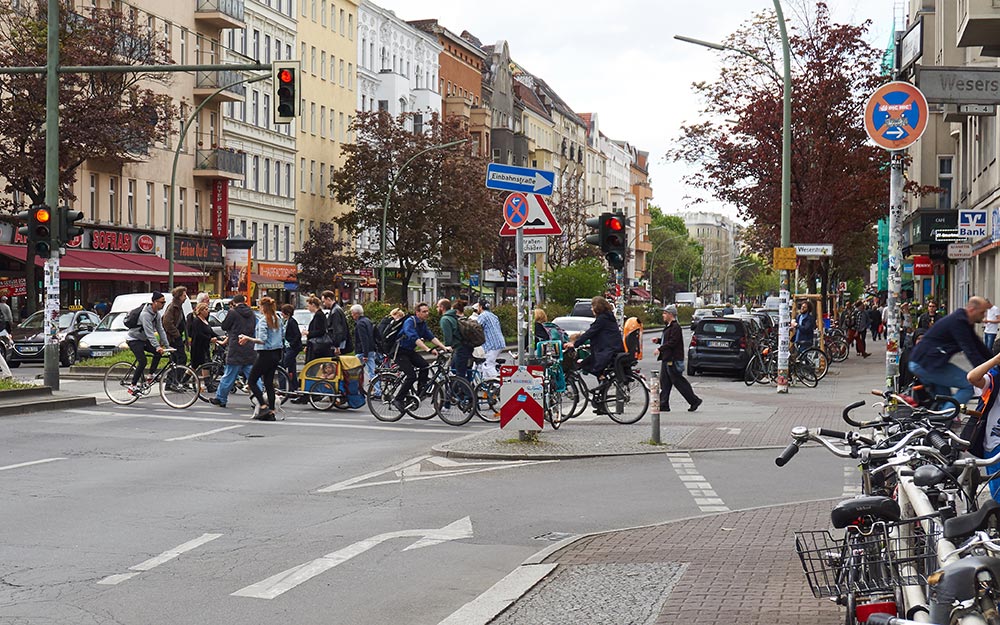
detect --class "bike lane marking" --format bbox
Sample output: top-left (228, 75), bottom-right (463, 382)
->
top-left (97, 533), bottom-right (223, 585)
top-left (666, 452), bottom-right (730, 513)
top-left (164, 424), bottom-right (245, 442)
top-left (0, 457), bottom-right (65, 472)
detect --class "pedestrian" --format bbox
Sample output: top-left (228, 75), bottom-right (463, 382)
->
top-left (322, 290), bottom-right (351, 355)
top-left (188, 302), bottom-right (218, 371)
top-left (653, 304), bottom-right (702, 412)
top-left (868, 303), bottom-right (882, 341)
top-left (437, 298), bottom-right (465, 378)
top-left (909, 296), bottom-right (992, 406)
top-left (792, 300), bottom-right (816, 351)
top-left (966, 350), bottom-right (1000, 500)
top-left (304, 295), bottom-right (329, 360)
top-left (240, 296), bottom-right (284, 421)
top-left (0, 296), bottom-right (12, 333)
top-left (375, 307), bottom-right (406, 361)
top-left (281, 303), bottom-right (304, 401)
top-left (853, 300), bottom-right (871, 358)
top-left (532, 308), bottom-right (550, 351)
top-left (392, 302), bottom-right (450, 413)
top-left (918, 300), bottom-right (941, 329)
top-left (210, 294), bottom-right (257, 408)
top-left (476, 301), bottom-right (504, 379)
top-left (898, 328), bottom-right (925, 389)
top-left (985, 301), bottom-right (1000, 351)
top-left (125, 292), bottom-right (170, 393)
top-left (94, 299), bottom-right (110, 318)
top-left (351, 303), bottom-right (378, 389)
top-left (452, 300), bottom-right (473, 380)
top-left (163, 287), bottom-right (188, 385)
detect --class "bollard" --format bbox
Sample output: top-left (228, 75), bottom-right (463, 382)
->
top-left (649, 369), bottom-right (661, 444)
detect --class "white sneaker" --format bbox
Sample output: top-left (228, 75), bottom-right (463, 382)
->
top-left (252, 402), bottom-right (260, 418)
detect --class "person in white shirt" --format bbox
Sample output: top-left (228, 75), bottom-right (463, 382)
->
top-left (986, 304), bottom-right (1000, 351)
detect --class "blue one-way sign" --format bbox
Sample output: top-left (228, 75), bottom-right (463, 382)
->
top-left (485, 163), bottom-right (554, 196)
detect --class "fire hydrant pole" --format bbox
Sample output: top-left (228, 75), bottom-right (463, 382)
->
top-left (649, 371), bottom-right (661, 444)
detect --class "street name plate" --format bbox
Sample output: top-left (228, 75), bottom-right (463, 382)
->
top-left (916, 66), bottom-right (1000, 105)
top-left (523, 236), bottom-right (546, 254)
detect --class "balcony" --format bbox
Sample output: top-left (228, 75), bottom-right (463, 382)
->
top-left (958, 0), bottom-right (1000, 48)
top-left (193, 148), bottom-right (245, 181)
top-left (195, 0), bottom-right (245, 30)
top-left (193, 70), bottom-right (246, 103)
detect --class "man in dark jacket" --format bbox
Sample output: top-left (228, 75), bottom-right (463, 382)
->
top-left (351, 304), bottom-right (377, 390)
top-left (211, 294), bottom-right (258, 408)
top-left (653, 305), bottom-right (702, 412)
top-left (567, 296), bottom-right (623, 376)
top-left (322, 290), bottom-right (351, 354)
top-left (280, 304), bottom-right (302, 394)
top-left (918, 300), bottom-right (941, 330)
top-left (162, 286), bottom-right (188, 377)
top-left (909, 296), bottom-right (992, 406)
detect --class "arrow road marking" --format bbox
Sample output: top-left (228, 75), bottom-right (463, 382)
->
top-left (0, 457), bottom-right (65, 472)
top-left (316, 455), bottom-right (557, 493)
top-left (97, 533), bottom-right (223, 585)
top-left (231, 517), bottom-right (473, 599)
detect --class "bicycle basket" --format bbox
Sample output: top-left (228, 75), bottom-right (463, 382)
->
top-left (794, 520), bottom-right (940, 599)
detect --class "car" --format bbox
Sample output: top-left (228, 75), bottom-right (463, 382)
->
top-left (77, 292), bottom-right (193, 360)
top-left (9, 309), bottom-right (99, 367)
top-left (686, 317), bottom-right (751, 377)
top-left (571, 298), bottom-right (595, 317)
top-left (551, 315), bottom-right (595, 339)
top-left (690, 308), bottom-right (716, 330)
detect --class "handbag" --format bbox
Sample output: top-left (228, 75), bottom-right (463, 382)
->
top-left (308, 334), bottom-right (334, 349)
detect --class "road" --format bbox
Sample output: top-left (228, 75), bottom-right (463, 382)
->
top-left (0, 331), bottom-right (856, 624)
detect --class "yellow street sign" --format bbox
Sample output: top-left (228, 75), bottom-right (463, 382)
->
top-left (773, 247), bottom-right (797, 270)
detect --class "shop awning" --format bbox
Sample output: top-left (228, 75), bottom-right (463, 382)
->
top-left (629, 287), bottom-right (652, 301)
top-left (250, 273), bottom-right (284, 289)
top-left (460, 280), bottom-right (495, 296)
top-left (0, 245), bottom-right (206, 282)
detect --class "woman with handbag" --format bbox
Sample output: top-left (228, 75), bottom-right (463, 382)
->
top-left (304, 295), bottom-right (330, 361)
top-left (239, 296), bottom-right (285, 421)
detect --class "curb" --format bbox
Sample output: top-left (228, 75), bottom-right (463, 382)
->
top-left (0, 394), bottom-right (97, 417)
top-left (436, 496), bottom-right (840, 625)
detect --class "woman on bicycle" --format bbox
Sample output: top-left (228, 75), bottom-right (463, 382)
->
top-left (565, 296), bottom-right (623, 377)
top-left (239, 296), bottom-right (285, 421)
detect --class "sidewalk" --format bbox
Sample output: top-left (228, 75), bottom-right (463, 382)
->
top-left (436, 342), bottom-right (891, 625)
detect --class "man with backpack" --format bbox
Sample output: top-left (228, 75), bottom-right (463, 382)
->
top-left (351, 304), bottom-right (378, 392)
top-left (322, 290), bottom-right (351, 355)
top-left (124, 292), bottom-right (170, 393)
top-left (438, 298), bottom-right (473, 380)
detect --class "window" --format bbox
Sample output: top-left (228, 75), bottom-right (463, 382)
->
top-left (310, 0), bottom-right (316, 20)
top-left (329, 109), bottom-right (335, 138)
top-left (179, 187), bottom-right (186, 229)
top-left (339, 9), bottom-right (345, 34)
top-left (275, 38), bottom-right (282, 60)
top-left (339, 59), bottom-right (344, 86)
top-left (310, 160), bottom-right (315, 194)
top-left (299, 219), bottom-right (304, 247)
top-left (939, 156), bottom-right (954, 210)
top-left (240, 220), bottom-right (246, 237)
top-left (300, 42), bottom-right (306, 67)
top-left (263, 93), bottom-right (270, 130)
top-left (108, 176), bottom-right (118, 223)
top-left (413, 113), bottom-right (423, 135)
top-left (252, 223), bottom-right (258, 257)
top-left (321, 0), bottom-right (326, 26)
top-left (321, 51), bottom-right (326, 79)
top-left (163, 186), bottom-right (170, 228)
top-left (179, 30), bottom-right (187, 64)
top-left (284, 225), bottom-right (291, 261)
top-left (275, 160), bottom-right (281, 197)
top-left (126, 179), bottom-right (135, 225)
top-left (146, 182), bottom-right (153, 226)
top-left (252, 90), bottom-right (259, 126)
top-left (263, 224), bottom-right (270, 259)
top-left (274, 226), bottom-right (280, 261)
top-left (286, 163), bottom-right (292, 198)
top-left (311, 46), bottom-right (316, 74)
top-left (319, 162), bottom-right (325, 197)
top-left (252, 29), bottom-right (260, 61)
top-left (194, 190), bottom-right (202, 231)
top-left (89, 174), bottom-right (97, 221)
top-left (310, 102), bottom-right (316, 134)
top-left (339, 112), bottom-right (344, 140)
top-left (229, 218), bottom-right (235, 237)
top-left (348, 13), bottom-right (353, 39)
top-left (348, 63), bottom-right (352, 89)
top-left (320, 106), bottom-right (326, 137)
top-left (264, 158), bottom-right (271, 194)
top-left (264, 34), bottom-right (271, 64)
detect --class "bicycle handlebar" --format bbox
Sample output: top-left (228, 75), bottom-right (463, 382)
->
top-left (776, 426), bottom-right (930, 465)
top-left (775, 443), bottom-right (799, 467)
top-left (842, 400), bottom-right (881, 428)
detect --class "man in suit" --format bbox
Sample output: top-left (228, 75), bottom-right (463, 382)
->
top-left (653, 305), bottom-right (702, 412)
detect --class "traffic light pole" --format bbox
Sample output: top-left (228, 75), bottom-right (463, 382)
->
top-left (42, 0), bottom-right (60, 390)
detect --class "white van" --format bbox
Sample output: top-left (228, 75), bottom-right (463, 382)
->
top-left (78, 292), bottom-right (193, 359)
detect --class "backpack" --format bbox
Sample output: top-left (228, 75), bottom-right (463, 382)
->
top-left (380, 315), bottom-right (410, 354)
top-left (123, 304), bottom-right (146, 329)
top-left (457, 317), bottom-right (486, 347)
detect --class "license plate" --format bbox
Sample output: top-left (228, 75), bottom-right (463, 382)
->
top-left (17, 346), bottom-right (40, 354)
top-left (707, 340), bottom-right (728, 348)
top-left (92, 350), bottom-right (112, 357)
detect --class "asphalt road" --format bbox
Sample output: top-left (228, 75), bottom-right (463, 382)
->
top-left (0, 331), bottom-right (850, 625)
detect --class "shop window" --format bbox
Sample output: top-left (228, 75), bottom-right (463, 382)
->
top-left (146, 182), bottom-right (153, 226)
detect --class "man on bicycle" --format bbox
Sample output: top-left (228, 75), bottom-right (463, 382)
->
top-left (392, 302), bottom-right (450, 413)
top-left (125, 291), bottom-right (170, 393)
top-left (909, 296), bottom-right (992, 407)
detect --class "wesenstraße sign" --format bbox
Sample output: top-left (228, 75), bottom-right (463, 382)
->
top-left (793, 244), bottom-right (833, 257)
top-left (916, 66), bottom-right (1000, 105)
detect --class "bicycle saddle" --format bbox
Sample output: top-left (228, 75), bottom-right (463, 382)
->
top-left (944, 500), bottom-right (1000, 541)
top-left (912, 464), bottom-right (963, 488)
top-left (830, 495), bottom-right (901, 528)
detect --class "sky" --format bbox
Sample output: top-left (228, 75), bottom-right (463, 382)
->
top-left (370, 0), bottom-right (899, 223)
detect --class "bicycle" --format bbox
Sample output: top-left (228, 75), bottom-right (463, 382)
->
top-left (562, 348), bottom-right (649, 424)
top-left (367, 351), bottom-right (476, 426)
top-left (194, 343), bottom-right (288, 406)
top-left (104, 348), bottom-right (199, 409)
top-left (535, 340), bottom-right (577, 429)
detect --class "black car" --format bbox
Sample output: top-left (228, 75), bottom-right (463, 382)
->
top-left (9, 309), bottom-right (99, 367)
top-left (687, 318), bottom-right (751, 376)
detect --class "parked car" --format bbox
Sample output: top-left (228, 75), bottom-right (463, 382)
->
top-left (9, 309), bottom-right (100, 367)
top-left (552, 315), bottom-right (595, 339)
top-left (690, 308), bottom-right (716, 330)
top-left (570, 298), bottom-right (595, 317)
top-left (687, 318), bottom-right (751, 377)
top-left (77, 292), bottom-right (193, 360)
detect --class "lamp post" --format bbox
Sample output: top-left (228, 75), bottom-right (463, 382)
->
top-left (674, 0), bottom-right (793, 392)
top-left (379, 138), bottom-right (469, 303)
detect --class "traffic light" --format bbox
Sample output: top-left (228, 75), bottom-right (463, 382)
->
top-left (272, 61), bottom-right (299, 124)
top-left (585, 213), bottom-right (606, 248)
top-left (603, 213), bottom-right (626, 270)
top-left (17, 204), bottom-right (52, 257)
top-left (59, 206), bottom-right (84, 247)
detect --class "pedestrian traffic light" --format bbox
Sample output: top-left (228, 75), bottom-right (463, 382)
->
top-left (17, 204), bottom-right (52, 257)
top-left (272, 61), bottom-right (299, 124)
top-left (603, 213), bottom-right (626, 270)
top-left (585, 213), bottom-right (606, 248)
top-left (59, 206), bottom-right (84, 247)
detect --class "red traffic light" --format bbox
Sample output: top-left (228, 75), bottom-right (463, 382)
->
top-left (278, 68), bottom-right (294, 84)
top-left (604, 216), bottom-right (623, 231)
top-left (35, 207), bottom-right (50, 223)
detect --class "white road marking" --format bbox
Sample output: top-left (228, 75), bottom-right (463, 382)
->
top-left (232, 517), bottom-right (473, 600)
top-left (0, 457), bottom-right (65, 472)
top-left (715, 427), bottom-right (742, 435)
top-left (165, 425), bottom-right (245, 442)
top-left (97, 533), bottom-right (223, 585)
top-left (436, 563), bottom-right (558, 625)
top-left (103, 410), bottom-right (447, 434)
top-left (317, 455), bottom-right (557, 493)
top-left (667, 452), bottom-right (730, 513)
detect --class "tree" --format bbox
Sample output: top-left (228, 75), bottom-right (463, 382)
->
top-left (669, 4), bottom-right (898, 283)
top-left (0, 0), bottom-right (176, 311)
top-left (541, 257), bottom-right (607, 306)
top-left (645, 206), bottom-right (702, 302)
top-left (331, 111), bottom-right (496, 303)
top-left (546, 174), bottom-right (601, 268)
top-left (293, 223), bottom-right (358, 295)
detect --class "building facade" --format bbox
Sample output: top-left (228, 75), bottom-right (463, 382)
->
top-left (682, 211), bottom-right (740, 304)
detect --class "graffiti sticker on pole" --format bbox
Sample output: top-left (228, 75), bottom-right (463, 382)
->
top-left (864, 81), bottom-right (929, 151)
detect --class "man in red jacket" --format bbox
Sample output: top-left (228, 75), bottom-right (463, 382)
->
top-left (653, 305), bottom-right (702, 412)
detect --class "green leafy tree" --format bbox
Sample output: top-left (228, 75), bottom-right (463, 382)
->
top-left (293, 223), bottom-right (358, 295)
top-left (645, 206), bottom-right (702, 302)
top-left (542, 257), bottom-right (607, 306)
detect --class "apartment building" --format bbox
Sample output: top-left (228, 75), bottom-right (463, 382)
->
top-left (682, 211), bottom-right (740, 303)
top-left (629, 147), bottom-right (653, 290)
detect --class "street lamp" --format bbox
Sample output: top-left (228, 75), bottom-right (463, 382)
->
top-left (379, 138), bottom-right (469, 303)
top-left (674, 0), bottom-right (793, 391)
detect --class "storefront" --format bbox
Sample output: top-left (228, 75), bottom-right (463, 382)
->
top-left (254, 261), bottom-right (298, 305)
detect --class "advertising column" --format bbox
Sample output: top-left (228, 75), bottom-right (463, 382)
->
top-left (223, 237), bottom-right (254, 303)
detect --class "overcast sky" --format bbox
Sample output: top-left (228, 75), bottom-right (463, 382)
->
top-left (371, 0), bottom-right (898, 222)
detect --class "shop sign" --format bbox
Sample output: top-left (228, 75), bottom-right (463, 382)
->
top-left (211, 180), bottom-right (229, 241)
top-left (137, 234), bottom-right (155, 253)
top-left (359, 268), bottom-right (374, 278)
top-left (913, 255), bottom-right (933, 276)
top-left (0, 277), bottom-right (26, 297)
top-left (257, 261), bottom-right (297, 282)
top-left (65, 234), bottom-right (82, 248)
top-left (90, 230), bottom-right (133, 253)
top-left (173, 237), bottom-right (223, 265)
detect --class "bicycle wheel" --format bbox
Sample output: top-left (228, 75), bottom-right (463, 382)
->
top-left (434, 377), bottom-right (476, 426)
top-left (475, 379), bottom-right (501, 423)
top-left (792, 361), bottom-right (819, 388)
top-left (827, 337), bottom-right (849, 363)
top-left (407, 381), bottom-right (438, 420)
top-left (598, 372), bottom-right (649, 425)
top-left (273, 366), bottom-right (290, 406)
top-left (744, 355), bottom-right (761, 386)
top-left (308, 380), bottom-right (338, 411)
top-left (568, 374), bottom-right (590, 418)
top-left (367, 372), bottom-right (403, 423)
top-left (195, 362), bottom-right (224, 403)
top-left (160, 364), bottom-right (199, 409)
top-left (799, 347), bottom-right (830, 381)
top-left (104, 361), bottom-right (139, 405)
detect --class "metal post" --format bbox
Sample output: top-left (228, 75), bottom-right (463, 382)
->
top-left (42, 0), bottom-right (60, 390)
top-left (515, 228), bottom-right (524, 366)
top-left (649, 371), bottom-right (661, 444)
top-left (774, 0), bottom-right (793, 394)
top-left (886, 151), bottom-right (904, 390)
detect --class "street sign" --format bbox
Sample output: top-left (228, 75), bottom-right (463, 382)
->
top-left (485, 163), bottom-right (555, 196)
top-left (499, 366), bottom-right (544, 430)
top-left (947, 242), bottom-right (973, 259)
top-left (838, 281), bottom-right (847, 292)
top-left (958, 210), bottom-right (987, 238)
top-left (502, 192), bottom-right (529, 230)
top-left (523, 236), bottom-right (546, 254)
top-left (915, 66), bottom-right (1000, 105)
top-left (773, 246), bottom-right (797, 271)
top-left (864, 81), bottom-right (929, 151)
top-left (898, 17), bottom-right (923, 74)
top-left (794, 244), bottom-right (833, 257)
top-left (498, 194), bottom-right (563, 236)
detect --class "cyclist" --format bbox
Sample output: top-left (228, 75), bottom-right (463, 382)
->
top-left (909, 296), bottom-right (992, 407)
top-left (392, 302), bottom-right (450, 413)
top-left (565, 296), bottom-right (623, 377)
top-left (125, 291), bottom-right (170, 393)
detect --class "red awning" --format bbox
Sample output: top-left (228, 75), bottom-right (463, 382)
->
top-left (0, 245), bottom-right (206, 282)
top-left (629, 287), bottom-right (652, 300)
